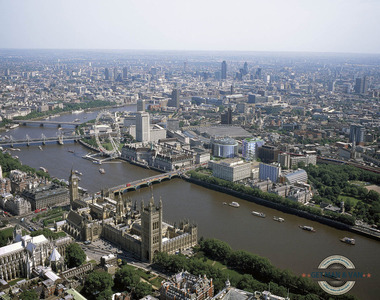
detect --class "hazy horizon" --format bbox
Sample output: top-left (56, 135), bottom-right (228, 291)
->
top-left (1, 0), bottom-right (379, 54)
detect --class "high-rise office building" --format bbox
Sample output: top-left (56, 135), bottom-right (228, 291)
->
top-left (243, 62), bottom-right (248, 75)
top-left (122, 67), bottom-right (128, 80)
top-left (221, 107), bottom-right (232, 125)
top-left (328, 80), bottom-right (336, 92)
top-left (242, 138), bottom-right (265, 161)
top-left (104, 68), bottom-right (110, 80)
top-left (170, 89), bottom-right (180, 108)
top-left (221, 61), bottom-right (227, 80)
top-left (354, 76), bottom-right (368, 94)
top-left (136, 112), bottom-right (150, 142)
top-left (113, 67), bottom-right (118, 81)
top-left (256, 68), bottom-right (262, 79)
top-left (137, 99), bottom-right (145, 112)
top-left (350, 124), bottom-right (366, 145)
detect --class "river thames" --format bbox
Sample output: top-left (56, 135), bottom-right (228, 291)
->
top-left (4, 107), bottom-right (379, 299)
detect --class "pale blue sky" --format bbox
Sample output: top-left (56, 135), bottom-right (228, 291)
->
top-left (0, 0), bottom-right (379, 53)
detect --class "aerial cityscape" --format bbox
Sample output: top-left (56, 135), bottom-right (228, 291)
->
top-left (0, 1), bottom-right (379, 300)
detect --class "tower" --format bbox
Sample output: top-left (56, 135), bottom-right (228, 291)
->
top-left (350, 124), bottom-right (365, 145)
top-left (137, 99), bottom-right (145, 112)
top-left (113, 67), bottom-right (118, 81)
top-left (69, 170), bottom-right (79, 208)
top-left (104, 68), bottom-right (110, 81)
top-left (140, 196), bottom-right (162, 263)
top-left (116, 193), bottom-right (124, 224)
top-left (221, 61), bottom-right (227, 80)
top-left (243, 62), bottom-right (248, 75)
top-left (136, 111), bottom-right (150, 142)
top-left (170, 89), bottom-right (180, 109)
top-left (354, 76), bottom-right (368, 94)
top-left (122, 67), bottom-right (128, 80)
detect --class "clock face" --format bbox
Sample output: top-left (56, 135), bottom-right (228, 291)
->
top-left (73, 182), bottom-right (77, 186)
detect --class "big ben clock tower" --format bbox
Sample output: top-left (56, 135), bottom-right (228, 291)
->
top-left (69, 169), bottom-right (79, 208)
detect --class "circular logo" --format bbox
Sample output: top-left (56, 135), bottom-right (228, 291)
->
top-left (318, 255), bottom-right (355, 295)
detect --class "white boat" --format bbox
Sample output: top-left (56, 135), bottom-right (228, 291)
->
top-left (229, 202), bottom-right (240, 208)
top-left (72, 110), bottom-right (84, 114)
top-left (9, 124), bottom-right (19, 129)
top-left (39, 167), bottom-right (48, 173)
top-left (252, 211), bottom-right (266, 218)
top-left (99, 168), bottom-right (105, 174)
top-left (340, 237), bottom-right (355, 245)
top-left (38, 146), bottom-right (43, 151)
top-left (273, 216), bottom-right (284, 222)
top-left (74, 170), bottom-right (83, 176)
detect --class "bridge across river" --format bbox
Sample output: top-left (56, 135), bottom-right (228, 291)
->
top-left (12, 120), bottom-right (81, 128)
top-left (110, 171), bottom-right (182, 194)
top-left (0, 134), bottom-right (90, 147)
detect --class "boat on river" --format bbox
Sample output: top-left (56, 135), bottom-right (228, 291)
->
top-left (99, 168), bottom-right (105, 174)
top-left (39, 167), bottom-right (48, 173)
top-left (252, 211), bottom-right (266, 218)
top-left (72, 110), bottom-right (84, 114)
top-left (340, 237), bottom-right (355, 245)
top-left (273, 216), bottom-right (285, 222)
top-left (299, 225), bottom-right (316, 232)
top-left (229, 202), bottom-right (240, 208)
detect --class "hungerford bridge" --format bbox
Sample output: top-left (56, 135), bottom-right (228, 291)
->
top-left (0, 133), bottom-right (90, 148)
top-left (12, 120), bottom-right (80, 128)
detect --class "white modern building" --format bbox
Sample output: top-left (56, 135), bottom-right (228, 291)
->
top-left (136, 112), bottom-right (151, 142)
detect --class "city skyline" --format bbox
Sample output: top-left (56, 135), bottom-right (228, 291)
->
top-left (0, 0), bottom-right (380, 54)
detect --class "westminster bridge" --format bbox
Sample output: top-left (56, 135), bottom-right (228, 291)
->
top-left (110, 170), bottom-right (182, 195)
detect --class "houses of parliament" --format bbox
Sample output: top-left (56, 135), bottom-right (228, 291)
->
top-left (62, 170), bottom-right (197, 262)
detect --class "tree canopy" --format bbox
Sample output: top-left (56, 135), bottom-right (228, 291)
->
top-left (19, 290), bottom-right (38, 300)
top-left (83, 270), bottom-right (113, 300)
top-left (64, 243), bottom-right (86, 268)
top-left (114, 265), bottom-right (140, 291)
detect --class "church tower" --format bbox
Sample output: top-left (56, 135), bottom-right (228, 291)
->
top-left (141, 196), bottom-right (162, 263)
top-left (69, 170), bottom-right (79, 208)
